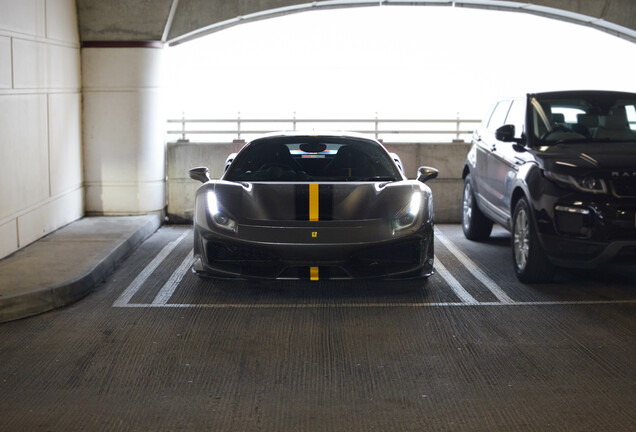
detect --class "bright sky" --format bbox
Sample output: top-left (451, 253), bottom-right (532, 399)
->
top-left (165, 6), bottom-right (636, 121)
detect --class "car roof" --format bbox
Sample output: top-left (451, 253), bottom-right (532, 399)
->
top-left (247, 130), bottom-right (380, 143)
top-left (528, 90), bottom-right (636, 99)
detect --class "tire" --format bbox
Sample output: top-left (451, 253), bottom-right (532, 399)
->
top-left (511, 197), bottom-right (555, 283)
top-left (462, 175), bottom-right (493, 241)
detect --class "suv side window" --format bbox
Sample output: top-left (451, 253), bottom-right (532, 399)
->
top-left (504, 99), bottom-right (526, 139)
top-left (487, 100), bottom-right (512, 132)
top-left (627, 105), bottom-right (636, 131)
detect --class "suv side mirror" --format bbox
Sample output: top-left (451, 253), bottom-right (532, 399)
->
top-left (416, 166), bottom-right (439, 183)
top-left (495, 124), bottom-right (517, 142)
top-left (189, 166), bottom-right (210, 183)
top-left (496, 124), bottom-right (526, 150)
top-left (495, 125), bottom-right (526, 153)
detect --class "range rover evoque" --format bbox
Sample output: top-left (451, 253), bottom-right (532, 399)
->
top-left (462, 90), bottom-right (636, 283)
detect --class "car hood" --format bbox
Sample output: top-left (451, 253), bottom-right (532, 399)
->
top-left (537, 142), bottom-right (636, 174)
top-left (209, 181), bottom-right (422, 223)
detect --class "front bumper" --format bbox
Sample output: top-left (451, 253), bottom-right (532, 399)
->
top-left (193, 224), bottom-right (434, 280)
top-left (539, 234), bottom-right (636, 268)
top-left (535, 194), bottom-right (636, 267)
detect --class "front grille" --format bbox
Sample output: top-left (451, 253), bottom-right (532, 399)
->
top-left (278, 266), bottom-right (350, 279)
top-left (605, 207), bottom-right (636, 240)
top-left (349, 240), bottom-right (421, 276)
top-left (611, 178), bottom-right (636, 198)
top-left (555, 210), bottom-right (592, 237)
top-left (204, 241), bottom-right (280, 277)
top-left (611, 246), bottom-right (636, 264)
top-left (203, 238), bottom-right (425, 279)
top-left (206, 241), bottom-right (279, 262)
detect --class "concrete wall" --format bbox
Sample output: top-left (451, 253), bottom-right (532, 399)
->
top-left (167, 140), bottom-right (245, 223)
top-left (82, 46), bottom-right (166, 215)
top-left (0, 0), bottom-right (83, 260)
top-left (167, 141), bottom-right (470, 223)
top-left (384, 142), bottom-right (470, 223)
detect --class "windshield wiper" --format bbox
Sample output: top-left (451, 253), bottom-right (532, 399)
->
top-left (552, 137), bottom-right (636, 145)
top-left (354, 176), bottom-right (398, 182)
top-left (550, 138), bottom-right (593, 145)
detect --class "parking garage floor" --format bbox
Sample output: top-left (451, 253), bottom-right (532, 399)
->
top-left (1, 224), bottom-right (635, 431)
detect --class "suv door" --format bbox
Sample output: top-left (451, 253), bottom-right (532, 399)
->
top-left (488, 98), bottom-right (528, 223)
top-left (478, 99), bottom-right (513, 223)
top-left (471, 105), bottom-right (494, 201)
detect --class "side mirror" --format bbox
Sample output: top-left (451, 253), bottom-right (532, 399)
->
top-left (189, 166), bottom-right (210, 183)
top-left (495, 124), bottom-right (517, 142)
top-left (496, 125), bottom-right (526, 150)
top-left (416, 166), bottom-right (439, 183)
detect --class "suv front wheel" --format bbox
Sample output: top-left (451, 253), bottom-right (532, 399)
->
top-left (512, 197), bottom-right (554, 283)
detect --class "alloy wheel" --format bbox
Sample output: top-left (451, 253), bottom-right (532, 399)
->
top-left (462, 183), bottom-right (473, 231)
top-left (513, 207), bottom-right (530, 271)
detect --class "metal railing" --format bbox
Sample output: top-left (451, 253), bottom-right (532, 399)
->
top-left (166, 114), bottom-right (481, 143)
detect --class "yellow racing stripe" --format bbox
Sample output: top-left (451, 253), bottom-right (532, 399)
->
top-left (309, 183), bottom-right (319, 221)
top-left (309, 184), bottom-right (319, 280)
top-left (310, 266), bottom-right (319, 281)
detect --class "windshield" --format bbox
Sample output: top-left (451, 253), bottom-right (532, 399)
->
top-left (531, 94), bottom-right (636, 144)
top-left (223, 136), bottom-right (403, 182)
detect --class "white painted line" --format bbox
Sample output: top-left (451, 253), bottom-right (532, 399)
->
top-left (434, 228), bottom-right (515, 304)
top-left (116, 299), bottom-right (636, 309)
top-left (151, 250), bottom-right (194, 305)
top-left (434, 255), bottom-right (479, 304)
top-left (113, 231), bottom-right (189, 307)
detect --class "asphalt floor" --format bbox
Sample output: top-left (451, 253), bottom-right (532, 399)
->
top-left (1, 224), bottom-right (634, 430)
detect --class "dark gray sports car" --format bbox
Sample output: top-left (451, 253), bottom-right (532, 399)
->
top-left (189, 132), bottom-right (438, 280)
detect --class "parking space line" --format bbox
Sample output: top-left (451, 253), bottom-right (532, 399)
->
top-left (434, 255), bottom-right (479, 304)
top-left (434, 228), bottom-right (514, 304)
top-left (151, 250), bottom-right (194, 305)
top-left (113, 231), bottom-right (189, 307)
top-left (112, 227), bottom-right (636, 309)
top-left (116, 299), bottom-right (636, 308)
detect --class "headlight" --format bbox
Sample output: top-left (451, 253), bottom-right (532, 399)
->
top-left (207, 191), bottom-right (237, 232)
top-left (392, 192), bottom-right (422, 234)
top-left (545, 171), bottom-right (607, 194)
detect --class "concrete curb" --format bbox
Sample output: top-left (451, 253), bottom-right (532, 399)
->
top-left (0, 215), bottom-right (161, 324)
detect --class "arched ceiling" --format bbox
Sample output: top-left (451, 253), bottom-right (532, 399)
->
top-left (77, 0), bottom-right (636, 46)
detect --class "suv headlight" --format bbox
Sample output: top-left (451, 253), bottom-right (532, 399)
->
top-left (545, 171), bottom-right (607, 194)
top-left (392, 192), bottom-right (422, 234)
top-left (207, 191), bottom-right (237, 232)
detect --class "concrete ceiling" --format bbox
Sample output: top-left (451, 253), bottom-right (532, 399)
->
top-left (77, 0), bottom-right (636, 45)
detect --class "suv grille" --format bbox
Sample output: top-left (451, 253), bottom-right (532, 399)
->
top-left (612, 178), bottom-right (636, 198)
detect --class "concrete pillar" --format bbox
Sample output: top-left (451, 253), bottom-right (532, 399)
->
top-left (82, 42), bottom-right (165, 215)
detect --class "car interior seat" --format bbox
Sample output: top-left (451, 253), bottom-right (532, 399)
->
top-left (594, 107), bottom-right (636, 140)
top-left (324, 145), bottom-right (375, 179)
top-left (551, 113), bottom-right (565, 124)
top-left (257, 143), bottom-right (299, 170)
top-left (576, 113), bottom-right (599, 138)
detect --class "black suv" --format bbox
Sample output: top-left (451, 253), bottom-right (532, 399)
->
top-left (462, 90), bottom-right (636, 283)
